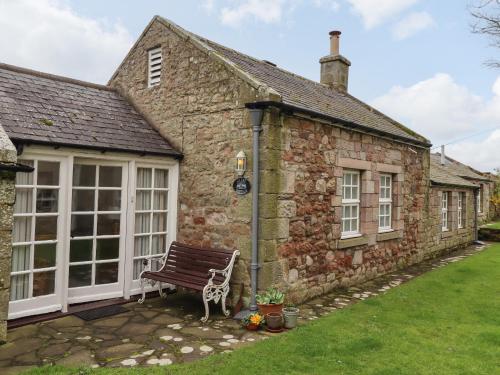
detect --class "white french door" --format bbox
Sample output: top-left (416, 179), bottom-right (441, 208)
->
top-left (126, 165), bottom-right (176, 295)
top-left (9, 157), bottom-right (67, 319)
top-left (67, 161), bottom-right (128, 304)
top-left (8, 147), bottom-right (179, 319)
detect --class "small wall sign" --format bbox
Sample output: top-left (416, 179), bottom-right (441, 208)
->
top-left (233, 177), bottom-right (251, 195)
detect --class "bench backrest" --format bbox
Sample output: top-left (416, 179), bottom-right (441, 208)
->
top-left (161, 241), bottom-right (236, 283)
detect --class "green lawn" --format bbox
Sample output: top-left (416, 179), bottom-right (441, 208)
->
top-left (25, 244), bottom-right (500, 375)
top-left (485, 221), bottom-right (500, 229)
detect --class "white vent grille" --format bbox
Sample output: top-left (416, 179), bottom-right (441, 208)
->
top-left (148, 47), bottom-right (162, 87)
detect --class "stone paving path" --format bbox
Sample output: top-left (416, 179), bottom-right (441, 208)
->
top-left (0, 243), bottom-right (488, 374)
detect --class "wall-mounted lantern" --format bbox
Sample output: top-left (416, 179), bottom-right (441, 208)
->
top-left (233, 150), bottom-right (250, 195)
top-left (235, 150), bottom-right (247, 177)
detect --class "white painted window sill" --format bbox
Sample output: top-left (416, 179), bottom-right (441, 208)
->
top-left (378, 229), bottom-right (394, 234)
top-left (341, 233), bottom-right (362, 240)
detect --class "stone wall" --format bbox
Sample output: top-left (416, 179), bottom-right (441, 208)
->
top-left (109, 17), bottom-right (480, 308)
top-left (109, 18), bottom-right (279, 306)
top-left (422, 187), bottom-right (475, 254)
top-left (0, 126), bottom-right (17, 343)
top-left (271, 115), bottom-right (432, 302)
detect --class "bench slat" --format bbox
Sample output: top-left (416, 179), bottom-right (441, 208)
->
top-left (171, 241), bottom-right (234, 256)
top-left (169, 246), bottom-right (231, 262)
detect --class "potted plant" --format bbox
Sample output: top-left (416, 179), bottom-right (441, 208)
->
top-left (241, 312), bottom-right (265, 331)
top-left (283, 304), bottom-right (300, 329)
top-left (265, 312), bottom-right (284, 332)
top-left (256, 287), bottom-right (285, 316)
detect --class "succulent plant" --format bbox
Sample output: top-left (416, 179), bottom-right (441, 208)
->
top-left (256, 287), bottom-right (285, 305)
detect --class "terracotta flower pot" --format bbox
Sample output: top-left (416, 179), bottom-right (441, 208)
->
top-left (257, 303), bottom-right (283, 316)
top-left (265, 312), bottom-right (283, 330)
top-left (245, 323), bottom-right (260, 331)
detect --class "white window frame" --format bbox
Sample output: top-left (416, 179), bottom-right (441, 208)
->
top-left (458, 192), bottom-right (465, 229)
top-left (148, 47), bottom-right (162, 88)
top-left (477, 187), bottom-right (482, 213)
top-left (341, 170), bottom-right (361, 238)
top-left (8, 145), bottom-right (179, 319)
top-left (442, 191), bottom-right (449, 232)
top-left (378, 174), bottom-right (392, 232)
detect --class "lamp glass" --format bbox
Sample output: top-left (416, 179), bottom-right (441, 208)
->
top-left (236, 151), bottom-right (247, 176)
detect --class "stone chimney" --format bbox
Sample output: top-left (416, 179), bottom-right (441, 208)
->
top-left (320, 31), bottom-right (351, 92)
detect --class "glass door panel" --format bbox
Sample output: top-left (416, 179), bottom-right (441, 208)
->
top-left (132, 167), bottom-right (169, 279)
top-left (68, 162), bottom-right (126, 303)
top-left (9, 159), bottom-right (63, 319)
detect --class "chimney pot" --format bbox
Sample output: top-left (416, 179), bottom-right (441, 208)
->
top-left (441, 145), bottom-right (446, 165)
top-left (329, 30), bottom-right (341, 55)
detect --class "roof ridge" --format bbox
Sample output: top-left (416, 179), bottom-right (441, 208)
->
top-left (197, 35), bottom-right (332, 90)
top-left (191, 30), bottom-right (429, 145)
top-left (0, 62), bottom-right (114, 92)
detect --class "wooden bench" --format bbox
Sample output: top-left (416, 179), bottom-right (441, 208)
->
top-left (138, 241), bottom-right (240, 322)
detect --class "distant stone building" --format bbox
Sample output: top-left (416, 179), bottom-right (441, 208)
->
top-left (0, 16), bottom-right (493, 341)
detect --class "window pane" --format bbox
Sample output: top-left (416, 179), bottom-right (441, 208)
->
top-left (34, 243), bottom-right (56, 269)
top-left (16, 161), bottom-right (34, 185)
top-left (35, 216), bottom-right (57, 241)
top-left (70, 239), bottom-right (93, 262)
top-left (36, 189), bottom-right (58, 213)
top-left (153, 191), bottom-right (168, 210)
top-left (344, 187), bottom-right (351, 200)
top-left (37, 161), bottom-right (59, 186)
top-left (343, 219), bottom-right (351, 233)
top-left (71, 215), bottom-right (94, 237)
top-left (73, 165), bottom-right (96, 187)
top-left (97, 214), bottom-right (120, 235)
top-left (11, 245), bottom-right (30, 272)
top-left (154, 169), bottom-right (169, 188)
top-left (352, 205), bottom-right (358, 217)
top-left (153, 213), bottom-right (167, 232)
top-left (343, 205), bottom-right (350, 219)
top-left (136, 191), bottom-right (151, 210)
top-left (352, 173), bottom-right (358, 186)
top-left (137, 168), bottom-right (152, 188)
top-left (72, 190), bottom-right (95, 212)
top-left (344, 173), bottom-right (351, 185)
top-left (135, 213), bottom-right (150, 234)
top-left (351, 186), bottom-right (358, 199)
top-left (96, 238), bottom-right (119, 260)
top-left (14, 217), bottom-right (31, 243)
top-left (151, 234), bottom-right (166, 254)
top-left (69, 265), bottom-right (91, 288)
top-left (95, 262), bottom-right (118, 285)
top-left (14, 188), bottom-right (33, 213)
top-left (33, 271), bottom-right (55, 297)
top-left (134, 236), bottom-right (149, 257)
top-left (99, 166), bottom-right (121, 187)
top-left (351, 218), bottom-right (359, 232)
top-left (98, 190), bottom-right (121, 211)
top-left (133, 259), bottom-right (146, 280)
top-left (10, 274), bottom-right (29, 301)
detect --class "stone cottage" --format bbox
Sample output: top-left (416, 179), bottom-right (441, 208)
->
top-left (0, 16), bottom-right (492, 341)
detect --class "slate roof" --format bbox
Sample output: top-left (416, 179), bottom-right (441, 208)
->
top-left (186, 28), bottom-right (430, 146)
top-left (430, 153), bottom-right (489, 183)
top-left (0, 63), bottom-right (181, 157)
top-left (429, 153), bottom-right (490, 188)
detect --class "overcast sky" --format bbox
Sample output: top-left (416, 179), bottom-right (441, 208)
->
top-left (0, 0), bottom-right (498, 171)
